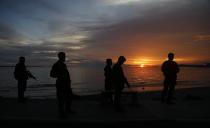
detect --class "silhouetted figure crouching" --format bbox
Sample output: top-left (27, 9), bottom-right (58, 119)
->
top-left (50, 52), bottom-right (75, 118)
top-left (112, 56), bottom-right (130, 111)
top-left (161, 53), bottom-right (179, 104)
top-left (14, 56), bottom-right (36, 103)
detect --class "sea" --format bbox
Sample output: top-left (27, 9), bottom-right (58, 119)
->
top-left (0, 65), bottom-right (210, 99)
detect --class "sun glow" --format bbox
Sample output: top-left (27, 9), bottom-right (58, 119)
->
top-left (130, 57), bottom-right (198, 66)
top-left (132, 58), bottom-right (160, 66)
top-left (140, 64), bottom-right (145, 68)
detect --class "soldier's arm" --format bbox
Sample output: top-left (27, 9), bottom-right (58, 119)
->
top-left (124, 77), bottom-right (130, 88)
top-left (50, 64), bottom-right (57, 78)
top-left (161, 62), bottom-right (165, 72)
top-left (14, 65), bottom-right (19, 80)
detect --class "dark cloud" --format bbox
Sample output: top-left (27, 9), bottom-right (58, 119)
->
top-left (88, 0), bottom-right (210, 39)
top-left (0, 0), bottom-right (210, 65)
top-left (0, 38), bottom-right (89, 65)
top-left (82, 0), bottom-right (210, 59)
top-left (0, 22), bottom-right (20, 40)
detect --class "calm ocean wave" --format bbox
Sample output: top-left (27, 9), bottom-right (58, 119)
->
top-left (0, 66), bottom-right (210, 98)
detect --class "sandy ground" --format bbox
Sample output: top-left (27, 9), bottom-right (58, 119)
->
top-left (0, 87), bottom-right (210, 127)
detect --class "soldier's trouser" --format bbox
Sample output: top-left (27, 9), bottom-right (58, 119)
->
top-left (105, 80), bottom-right (113, 102)
top-left (114, 89), bottom-right (123, 108)
top-left (162, 79), bottom-right (175, 102)
top-left (18, 80), bottom-right (27, 100)
top-left (56, 87), bottom-right (72, 114)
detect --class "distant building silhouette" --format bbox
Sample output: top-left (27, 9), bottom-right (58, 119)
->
top-left (50, 52), bottom-right (75, 118)
top-left (14, 56), bottom-right (36, 103)
top-left (161, 53), bottom-right (179, 104)
top-left (112, 56), bottom-right (130, 111)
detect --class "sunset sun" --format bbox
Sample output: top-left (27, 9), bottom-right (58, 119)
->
top-left (140, 64), bottom-right (145, 68)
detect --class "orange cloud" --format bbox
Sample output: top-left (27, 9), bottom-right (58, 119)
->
top-left (193, 35), bottom-right (210, 41)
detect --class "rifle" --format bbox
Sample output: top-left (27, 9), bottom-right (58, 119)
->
top-left (27, 71), bottom-right (37, 80)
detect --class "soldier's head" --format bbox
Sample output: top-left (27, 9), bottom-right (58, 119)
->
top-left (118, 56), bottom-right (126, 65)
top-left (168, 52), bottom-right (174, 61)
top-left (106, 59), bottom-right (112, 66)
top-left (58, 52), bottom-right (66, 62)
top-left (19, 56), bottom-right (25, 63)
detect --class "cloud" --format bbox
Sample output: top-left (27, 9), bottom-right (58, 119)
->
top-left (83, 0), bottom-right (210, 53)
top-left (0, 22), bottom-right (20, 40)
top-left (0, 0), bottom-right (210, 65)
top-left (0, 35), bottom-right (89, 65)
top-left (193, 35), bottom-right (210, 42)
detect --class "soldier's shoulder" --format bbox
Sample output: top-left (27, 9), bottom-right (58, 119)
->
top-left (162, 61), bottom-right (168, 65)
top-left (15, 63), bottom-right (24, 68)
top-left (173, 61), bottom-right (178, 64)
top-left (53, 61), bottom-right (60, 66)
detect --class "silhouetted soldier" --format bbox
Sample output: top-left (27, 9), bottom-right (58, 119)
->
top-left (104, 58), bottom-right (113, 103)
top-left (14, 56), bottom-right (36, 103)
top-left (112, 56), bottom-right (130, 111)
top-left (161, 53), bottom-right (179, 104)
top-left (50, 52), bottom-right (74, 118)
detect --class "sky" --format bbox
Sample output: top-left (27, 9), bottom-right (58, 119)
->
top-left (0, 0), bottom-right (210, 66)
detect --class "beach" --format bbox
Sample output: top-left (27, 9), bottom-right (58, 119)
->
top-left (1, 86), bottom-right (210, 127)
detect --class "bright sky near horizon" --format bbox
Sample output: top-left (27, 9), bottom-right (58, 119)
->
top-left (0, 0), bottom-right (210, 65)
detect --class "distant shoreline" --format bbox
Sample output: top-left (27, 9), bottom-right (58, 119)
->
top-left (0, 64), bottom-right (210, 68)
top-left (179, 64), bottom-right (210, 68)
top-left (0, 66), bottom-right (42, 67)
